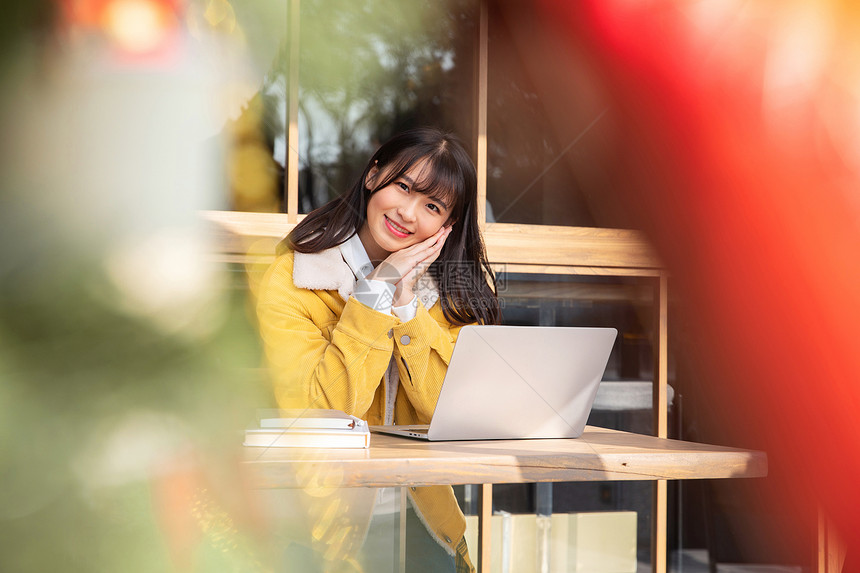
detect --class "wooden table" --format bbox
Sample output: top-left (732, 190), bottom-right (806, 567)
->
top-left (245, 426), bottom-right (766, 488)
top-left (243, 426), bottom-right (767, 571)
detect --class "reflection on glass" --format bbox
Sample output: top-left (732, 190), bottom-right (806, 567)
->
top-left (298, 0), bottom-right (477, 213)
top-left (498, 272), bottom-right (655, 383)
top-left (253, 486), bottom-right (403, 571)
top-left (487, 3), bottom-right (623, 228)
top-left (221, 8), bottom-right (288, 213)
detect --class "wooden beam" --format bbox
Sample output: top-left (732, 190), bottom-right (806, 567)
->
top-left (653, 480), bottom-right (667, 573)
top-left (476, 0), bottom-right (488, 231)
top-left (200, 211), bottom-right (661, 270)
top-left (479, 483), bottom-right (492, 572)
top-left (286, 0), bottom-right (300, 222)
top-left (483, 223), bottom-right (660, 269)
top-left (652, 273), bottom-right (669, 573)
top-left (399, 487), bottom-right (407, 573)
top-left (654, 272), bottom-right (669, 439)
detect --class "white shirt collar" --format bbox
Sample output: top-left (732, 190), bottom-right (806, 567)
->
top-left (338, 232), bottom-right (375, 280)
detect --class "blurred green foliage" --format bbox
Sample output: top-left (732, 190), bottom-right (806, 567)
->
top-left (0, 2), bottom-right (277, 570)
top-left (0, 1), bottom-right (55, 70)
top-left (0, 240), bottom-right (272, 571)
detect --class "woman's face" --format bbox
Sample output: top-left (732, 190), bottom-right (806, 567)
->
top-left (358, 158), bottom-right (453, 262)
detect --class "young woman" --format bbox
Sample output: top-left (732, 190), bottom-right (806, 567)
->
top-left (256, 127), bottom-right (500, 572)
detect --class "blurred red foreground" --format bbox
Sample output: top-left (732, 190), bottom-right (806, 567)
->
top-left (530, 0), bottom-right (860, 563)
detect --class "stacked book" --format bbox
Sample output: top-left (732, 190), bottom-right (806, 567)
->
top-left (244, 408), bottom-right (371, 449)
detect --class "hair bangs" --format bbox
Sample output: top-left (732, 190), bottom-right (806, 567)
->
top-left (374, 147), bottom-right (466, 220)
top-left (410, 157), bottom-right (463, 216)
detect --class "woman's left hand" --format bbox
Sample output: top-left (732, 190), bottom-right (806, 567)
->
top-left (392, 226), bottom-right (452, 307)
top-left (365, 226), bottom-right (452, 306)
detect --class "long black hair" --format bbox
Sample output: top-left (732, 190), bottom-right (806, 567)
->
top-left (282, 127), bottom-right (500, 326)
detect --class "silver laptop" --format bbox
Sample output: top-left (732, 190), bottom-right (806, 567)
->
top-left (371, 325), bottom-right (617, 441)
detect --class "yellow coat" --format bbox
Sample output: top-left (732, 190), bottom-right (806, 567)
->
top-left (256, 245), bottom-right (474, 570)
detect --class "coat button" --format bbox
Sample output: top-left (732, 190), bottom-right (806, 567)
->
top-left (387, 329), bottom-right (393, 339)
top-left (400, 335), bottom-right (411, 345)
top-left (410, 487), bottom-right (416, 492)
top-left (444, 536), bottom-right (452, 543)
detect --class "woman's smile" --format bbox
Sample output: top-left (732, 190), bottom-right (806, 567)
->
top-left (384, 216), bottom-right (413, 238)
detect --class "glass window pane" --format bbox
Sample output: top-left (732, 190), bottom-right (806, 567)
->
top-left (497, 271), bottom-right (659, 429)
top-left (298, 0), bottom-right (478, 213)
top-left (486, 3), bottom-right (626, 228)
top-left (223, 5), bottom-right (289, 213)
top-left (491, 270), bottom-right (661, 571)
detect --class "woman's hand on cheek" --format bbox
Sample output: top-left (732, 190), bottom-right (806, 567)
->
top-left (392, 226), bottom-right (452, 307)
top-left (365, 226), bottom-right (452, 307)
